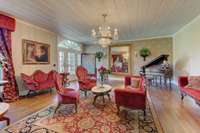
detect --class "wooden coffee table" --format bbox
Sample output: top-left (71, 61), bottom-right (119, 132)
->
top-left (0, 102), bottom-right (10, 126)
top-left (92, 84), bottom-right (112, 105)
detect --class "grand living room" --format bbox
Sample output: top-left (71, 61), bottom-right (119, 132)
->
top-left (0, 0), bottom-right (200, 133)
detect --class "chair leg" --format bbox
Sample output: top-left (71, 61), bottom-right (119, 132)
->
top-left (143, 109), bottom-right (146, 117)
top-left (181, 92), bottom-right (185, 100)
top-left (143, 109), bottom-right (147, 121)
top-left (116, 105), bottom-right (120, 114)
top-left (74, 103), bottom-right (78, 113)
top-left (54, 103), bottom-right (61, 114)
top-left (50, 88), bottom-right (53, 93)
top-left (0, 116), bottom-right (10, 125)
top-left (84, 91), bottom-right (87, 97)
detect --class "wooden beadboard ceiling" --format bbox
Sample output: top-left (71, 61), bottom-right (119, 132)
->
top-left (1, 0), bottom-right (200, 44)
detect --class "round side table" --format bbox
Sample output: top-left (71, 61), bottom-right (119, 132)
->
top-left (92, 84), bottom-right (112, 105)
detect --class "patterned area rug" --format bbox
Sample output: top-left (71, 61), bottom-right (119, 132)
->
top-left (1, 95), bottom-right (159, 133)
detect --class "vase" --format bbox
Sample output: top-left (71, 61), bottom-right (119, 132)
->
top-left (100, 74), bottom-right (104, 88)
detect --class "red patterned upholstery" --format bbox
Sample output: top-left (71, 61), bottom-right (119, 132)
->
top-left (76, 66), bottom-right (96, 96)
top-left (33, 71), bottom-right (48, 83)
top-left (178, 76), bottom-right (200, 104)
top-left (54, 73), bottom-right (79, 113)
top-left (114, 75), bottom-right (146, 115)
top-left (21, 70), bottom-right (56, 96)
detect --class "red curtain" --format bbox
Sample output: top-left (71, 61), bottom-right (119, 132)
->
top-left (0, 14), bottom-right (18, 102)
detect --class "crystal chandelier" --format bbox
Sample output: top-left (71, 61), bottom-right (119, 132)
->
top-left (91, 14), bottom-right (119, 48)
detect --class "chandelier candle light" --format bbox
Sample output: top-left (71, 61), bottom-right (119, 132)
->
top-left (92, 14), bottom-right (119, 48)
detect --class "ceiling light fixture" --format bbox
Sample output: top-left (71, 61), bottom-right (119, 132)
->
top-left (91, 14), bottom-right (119, 48)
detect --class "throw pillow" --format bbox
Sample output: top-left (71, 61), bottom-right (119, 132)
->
top-left (130, 78), bottom-right (141, 88)
top-left (186, 76), bottom-right (200, 90)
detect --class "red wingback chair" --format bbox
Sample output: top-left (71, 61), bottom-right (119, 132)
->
top-left (21, 70), bottom-right (56, 96)
top-left (76, 66), bottom-right (96, 96)
top-left (54, 73), bottom-right (80, 113)
top-left (114, 75), bottom-right (146, 115)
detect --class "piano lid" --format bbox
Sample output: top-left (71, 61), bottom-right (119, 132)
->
top-left (142, 54), bottom-right (169, 68)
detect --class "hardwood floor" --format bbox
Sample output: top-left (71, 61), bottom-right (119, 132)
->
top-left (149, 86), bottom-right (200, 133)
top-left (1, 81), bottom-right (200, 133)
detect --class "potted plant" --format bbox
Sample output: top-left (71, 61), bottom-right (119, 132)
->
top-left (95, 51), bottom-right (104, 62)
top-left (139, 48), bottom-right (151, 61)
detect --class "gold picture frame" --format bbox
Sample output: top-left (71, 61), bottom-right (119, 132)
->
top-left (22, 39), bottom-right (50, 64)
top-left (109, 44), bottom-right (132, 75)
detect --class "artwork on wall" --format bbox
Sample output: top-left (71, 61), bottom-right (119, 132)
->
top-left (22, 39), bottom-right (50, 64)
top-left (109, 45), bottom-right (131, 75)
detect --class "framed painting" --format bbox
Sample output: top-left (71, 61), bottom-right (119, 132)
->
top-left (22, 39), bottom-right (50, 64)
top-left (109, 44), bottom-right (131, 75)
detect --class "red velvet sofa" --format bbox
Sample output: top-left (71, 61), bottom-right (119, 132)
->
top-left (178, 76), bottom-right (200, 105)
top-left (114, 76), bottom-right (146, 115)
top-left (21, 70), bottom-right (56, 96)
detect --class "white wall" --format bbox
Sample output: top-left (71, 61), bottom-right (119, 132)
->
top-left (83, 45), bottom-right (109, 69)
top-left (12, 19), bottom-right (57, 95)
top-left (83, 38), bottom-right (173, 75)
top-left (173, 14), bottom-right (200, 81)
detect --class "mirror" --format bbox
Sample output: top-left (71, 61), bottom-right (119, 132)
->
top-left (109, 45), bottom-right (131, 75)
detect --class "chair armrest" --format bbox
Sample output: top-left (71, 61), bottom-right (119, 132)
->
top-left (178, 76), bottom-right (188, 88)
top-left (78, 80), bottom-right (90, 85)
top-left (57, 89), bottom-right (79, 100)
top-left (87, 75), bottom-right (97, 81)
top-left (88, 74), bottom-right (96, 78)
top-left (88, 78), bottom-right (96, 83)
top-left (58, 88), bottom-right (75, 95)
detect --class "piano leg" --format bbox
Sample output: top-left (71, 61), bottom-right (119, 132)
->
top-left (169, 78), bottom-right (172, 89)
top-left (155, 76), bottom-right (157, 87)
top-left (159, 75), bottom-right (162, 88)
top-left (164, 77), bottom-right (167, 88)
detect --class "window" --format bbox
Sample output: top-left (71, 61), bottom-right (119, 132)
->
top-left (77, 53), bottom-right (81, 66)
top-left (58, 39), bottom-right (82, 75)
top-left (68, 52), bottom-right (76, 74)
top-left (58, 51), bottom-right (65, 73)
top-left (58, 40), bottom-right (81, 51)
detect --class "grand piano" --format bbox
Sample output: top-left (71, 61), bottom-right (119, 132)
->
top-left (141, 54), bottom-right (172, 88)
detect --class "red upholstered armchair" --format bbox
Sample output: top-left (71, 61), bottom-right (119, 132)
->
top-left (54, 73), bottom-right (80, 113)
top-left (114, 75), bottom-right (146, 115)
top-left (76, 66), bottom-right (96, 96)
top-left (21, 70), bottom-right (56, 96)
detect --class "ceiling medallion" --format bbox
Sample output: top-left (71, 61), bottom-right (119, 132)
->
top-left (91, 14), bottom-right (119, 48)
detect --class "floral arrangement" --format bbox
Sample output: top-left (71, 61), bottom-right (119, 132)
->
top-left (98, 66), bottom-right (111, 85)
